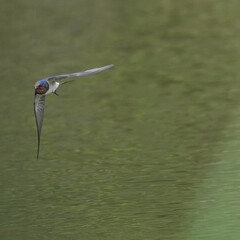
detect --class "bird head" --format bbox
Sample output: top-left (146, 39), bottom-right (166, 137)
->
top-left (34, 81), bottom-right (49, 95)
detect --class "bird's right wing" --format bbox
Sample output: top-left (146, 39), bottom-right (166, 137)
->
top-left (34, 94), bottom-right (46, 159)
top-left (47, 64), bottom-right (114, 82)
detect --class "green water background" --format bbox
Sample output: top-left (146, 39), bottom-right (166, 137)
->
top-left (1, 1), bottom-right (240, 239)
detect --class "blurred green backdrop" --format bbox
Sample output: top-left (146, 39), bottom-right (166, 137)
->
top-left (1, 0), bottom-right (240, 239)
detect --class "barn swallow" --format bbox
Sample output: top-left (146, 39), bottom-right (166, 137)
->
top-left (34, 64), bottom-right (114, 159)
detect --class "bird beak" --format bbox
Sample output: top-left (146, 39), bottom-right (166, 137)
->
top-left (34, 83), bottom-right (41, 89)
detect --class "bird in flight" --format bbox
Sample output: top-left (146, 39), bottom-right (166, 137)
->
top-left (34, 64), bottom-right (114, 159)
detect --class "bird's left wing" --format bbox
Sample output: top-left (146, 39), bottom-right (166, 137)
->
top-left (47, 64), bottom-right (114, 82)
top-left (34, 94), bottom-right (46, 159)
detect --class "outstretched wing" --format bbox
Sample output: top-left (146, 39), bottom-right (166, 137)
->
top-left (47, 64), bottom-right (114, 82)
top-left (34, 94), bottom-right (46, 159)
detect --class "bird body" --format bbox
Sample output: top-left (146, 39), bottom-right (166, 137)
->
top-left (48, 81), bottom-right (60, 95)
top-left (34, 64), bottom-right (114, 159)
top-left (34, 79), bottom-right (60, 95)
